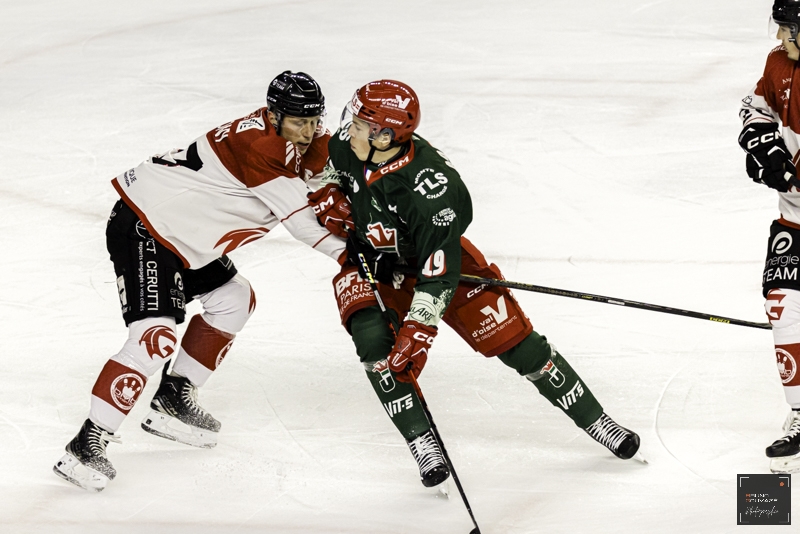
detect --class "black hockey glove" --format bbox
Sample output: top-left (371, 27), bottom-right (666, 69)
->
top-left (346, 234), bottom-right (398, 286)
top-left (738, 122), bottom-right (800, 192)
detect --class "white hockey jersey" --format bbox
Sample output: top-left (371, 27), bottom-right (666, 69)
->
top-left (741, 45), bottom-right (800, 228)
top-left (112, 108), bottom-right (344, 268)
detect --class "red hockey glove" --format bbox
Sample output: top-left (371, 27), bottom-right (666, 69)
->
top-left (387, 321), bottom-right (438, 383)
top-left (308, 184), bottom-right (354, 238)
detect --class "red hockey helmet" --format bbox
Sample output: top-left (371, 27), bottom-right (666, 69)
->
top-left (345, 80), bottom-right (421, 144)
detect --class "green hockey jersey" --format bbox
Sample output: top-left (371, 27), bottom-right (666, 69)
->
top-left (323, 128), bottom-right (473, 327)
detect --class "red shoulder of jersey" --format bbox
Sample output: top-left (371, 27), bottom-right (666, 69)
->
top-left (205, 108), bottom-right (330, 188)
top-left (764, 45), bottom-right (794, 78)
top-left (756, 46), bottom-right (795, 117)
top-left (301, 130), bottom-right (331, 178)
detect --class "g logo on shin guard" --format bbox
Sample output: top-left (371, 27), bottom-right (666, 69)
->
top-left (540, 360), bottom-right (566, 388)
top-left (368, 360), bottom-right (396, 393)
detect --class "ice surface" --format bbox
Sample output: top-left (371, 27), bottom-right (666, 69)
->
top-left (0, 0), bottom-right (792, 532)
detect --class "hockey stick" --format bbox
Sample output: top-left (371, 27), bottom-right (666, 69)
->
top-left (394, 267), bottom-right (771, 330)
top-left (407, 371), bottom-right (481, 534)
top-left (355, 252), bottom-right (481, 534)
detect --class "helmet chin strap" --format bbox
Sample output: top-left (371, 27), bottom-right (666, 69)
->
top-left (366, 139), bottom-right (397, 165)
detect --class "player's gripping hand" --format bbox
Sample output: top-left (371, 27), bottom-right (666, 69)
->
top-left (308, 184), bottom-right (354, 238)
top-left (388, 321), bottom-right (437, 383)
top-left (739, 122), bottom-right (800, 192)
top-left (346, 234), bottom-right (398, 285)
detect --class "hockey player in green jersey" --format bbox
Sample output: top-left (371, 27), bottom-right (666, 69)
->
top-left (309, 80), bottom-right (642, 490)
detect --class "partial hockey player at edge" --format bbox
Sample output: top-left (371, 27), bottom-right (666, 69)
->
top-left (739, 0), bottom-right (800, 475)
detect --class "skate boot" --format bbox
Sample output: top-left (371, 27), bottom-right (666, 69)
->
top-left (407, 429), bottom-right (450, 493)
top-left (141, 367), bottom-right (220, 448)
top-left (53, 418), bottom-right (121, 492)
top-left (585, 412), bottom-right (641, 460)
top-left (767, 409), bottom-right (800, 474)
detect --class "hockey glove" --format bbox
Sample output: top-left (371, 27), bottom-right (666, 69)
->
top-left (346, 234), bottom-right (399, 286)
top-left (308, 184), bottom-right (354, 238)
top-left (738, 122), bottom-right (800, 192)
top-left (387, 321), bottom-right (437, 383)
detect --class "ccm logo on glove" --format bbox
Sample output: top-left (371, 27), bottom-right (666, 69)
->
top-left (744, 130), bottom-right (782, 150)
top-left (308, 184), bottom-right (354, 238)
top-left (387, 321), bottom-right (438, 383)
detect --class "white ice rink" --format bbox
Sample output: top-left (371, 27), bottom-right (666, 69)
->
top-left (0, 0), bottom-right (794, 532)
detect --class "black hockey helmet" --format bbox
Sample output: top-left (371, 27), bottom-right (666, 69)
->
top-left (266, 71), bottom-right (325, 134)
top-left (774, 0), bottom-right (800, 41)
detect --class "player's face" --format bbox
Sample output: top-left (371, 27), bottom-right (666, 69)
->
top-left (778, 25), bottom-right (800, 61)
top-left (347, 116), bottom-right (374, 161)
top-left (279, 115), bottom-right (320, 154)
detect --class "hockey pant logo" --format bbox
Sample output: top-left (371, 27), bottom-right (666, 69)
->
top-left (117, 276), bottom-right (128, 313)
top-left (773, 232), bottom-right (793, 255)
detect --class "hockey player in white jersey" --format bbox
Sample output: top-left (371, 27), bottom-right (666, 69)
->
top-left (740, 0), bottom-right (800, 474)
top-left (53, 71), bottom-right (345, 492)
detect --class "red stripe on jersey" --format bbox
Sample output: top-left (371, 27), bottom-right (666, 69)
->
top-left (280, 204), bottom-right (311, 223)
top-left (365, 143), bottom-right (416, 186)
top-left (312, 232), bottom-right (333, 249)
top-left (112, 180), bottom-right (191, 268)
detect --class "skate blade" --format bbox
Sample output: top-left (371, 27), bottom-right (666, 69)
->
top-left (632, 451), bottom-right (648, 465)
top-left (770, 453), bottom-right (800, 474)
top-left (428, 477), bottom-right (451, 498)
top-left (141, 410), bottom-right (218, 449)
top-left (53, 453), bottom-right (109, 492)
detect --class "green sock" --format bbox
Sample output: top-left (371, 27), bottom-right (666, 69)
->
top-left (350, 307), bottom-right (430, 440)
top-left (497, 331), bottom-right (603, 429)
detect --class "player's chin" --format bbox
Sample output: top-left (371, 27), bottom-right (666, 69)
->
top-left (296, 142), bottom-right (311, 154)
top-left (349, 143), bottom-right (366, 161)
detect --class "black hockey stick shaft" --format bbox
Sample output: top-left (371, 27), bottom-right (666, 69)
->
top-left (408, 372), bottom-right (481, 534)
top-left (355, 252), bottom-right (481, 534)
top-left (394, 266), bottom-right (771, 330)
top-left (455, 274), bottom-right (771, 330)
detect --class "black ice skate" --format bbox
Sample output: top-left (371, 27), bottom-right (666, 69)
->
top-left (767, 410), bottom-right (800, 474)
top-left (141, 367), bottom-right (220, 448)
top-left (407, 429), bottom-right (450, 494)
top-left (53, 418), bottom-right (121, 492)
top-left (585, 412), bottom-right (643, 461)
